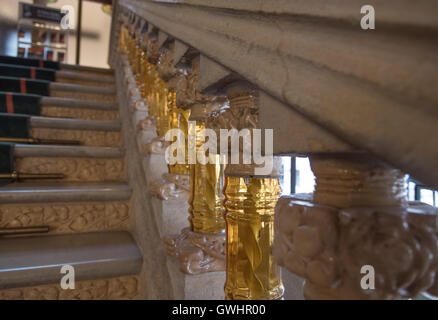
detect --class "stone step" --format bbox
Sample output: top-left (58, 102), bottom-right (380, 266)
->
top-left (56, 70), bottom-right (115, 87)
top-left (40, 97), bottom-right (119, 121)
top-left (49, 82), bottom-right (116, 102)
top-left (0, 182), bottom-right (131, 204)
top-left (13, 144), bottom-right (125, 182)
top-left (60, 64), bottom-right (114, 76)
top-left (0, 231), bottom-right (142, 292)
top-left (0, 182), bottom-right (131, 235)
top-left (30, 116), bottom-right (121, 147)
top-left (30, 116), bottom-right (120, 131)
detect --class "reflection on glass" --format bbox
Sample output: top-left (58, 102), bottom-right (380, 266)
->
top-left (408, 181), bottom-right (416, 201)
top-left (295, 157), bottom-right (315, 194)
top-left (420, 189), bottom-right (434, 206)
top-left (280, 156), bottom-right (291, 195)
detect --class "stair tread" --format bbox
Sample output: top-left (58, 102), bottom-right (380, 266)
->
top-left (14, 144), bottom-right (123, 158)
top-left (50, 82), bottom-right (116, 95)
top-left (60, 64), bottom-right (114, 75)
top-left (56, 70), bottom-right (115, 83)
top-left (0, 231), bottom-right (142, 290)
top-left (30, 116), bottom-right (120, 131)
top-left (0, 182), bottom-right (131, 203)
top-left (41, 97), bottom-right (118, 110)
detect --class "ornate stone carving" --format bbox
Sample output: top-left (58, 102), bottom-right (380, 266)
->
top-left (0, 201), bottom-right (130, 234)
top-left (275, 155), bottom-right (438, 300)
top-left (130, 98), bottom-right (148, 113)
top-left (15, 158), bottom-right (125, 182)
top-left (156, 46), bottom-right (177, 82)
top-left (176, 58), bottom-right (224, 110)
top-left (148, 173), bottom-right (190, 201)
top-left (31, 128), bottom-right (121, 147)
top-left (141, 136), bottom-right (168, 155)
top-left (206, 85), bottom-right (258, 132)
top-left (0, 275), bottom-right (139, 300)
top-left (136, 115), bottom-right (156, 132)
top-left (310, 154), bottom-right (408, 208)
top-left (275, 196), bottom-right (438, 300)
top-left (164, 227), bottom-right (226, 275)
top-left (41, 106), bottom-right (119, 121)
top-left (146, 34), bottom-right (160, 65)
top-left (175, 68), bottom-right (196, 109)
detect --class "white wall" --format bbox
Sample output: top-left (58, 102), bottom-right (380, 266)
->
top-left (79, 1), bottom-right (111, 68)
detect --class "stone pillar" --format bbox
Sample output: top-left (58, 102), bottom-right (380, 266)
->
top-left (187, 103), bottom-right (227, 235)
top-left (163, 57), bottom-right (228, 275)
top-left (147, 44), bottom-right (191, 202)
top-left (275, 153), bottom-right (438, 300)
top-left (206, 82), bottom-right (284, 300)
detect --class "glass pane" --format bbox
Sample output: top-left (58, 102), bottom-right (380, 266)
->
top-left (435, 191), bottom-right (438, 207)
top-left (408, 182), bottom-right (416, 201)
top-left (295, 157), bottom-right (315, 193)
top-left (280, 156), bottom-right (291, 195)
top-left (420, 188), bottom-right (434, 206)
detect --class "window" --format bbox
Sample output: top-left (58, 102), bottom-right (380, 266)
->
top-left (279, 156), bottom-right (315, 196)
top-left (280, 156), bottom-right (292, 195)
top-left (405, 176), bottom-right (437, 207)
top-left (295, 157), bottom-right (315, 194)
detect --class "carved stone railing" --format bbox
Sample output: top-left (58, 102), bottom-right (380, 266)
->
top-left (110, 0), bottom-right (438, 189)
top-left (110, 0), bottom-right (438, 300)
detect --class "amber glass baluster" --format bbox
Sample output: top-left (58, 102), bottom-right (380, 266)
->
top-left (224, 176), bottom-right (283, 300)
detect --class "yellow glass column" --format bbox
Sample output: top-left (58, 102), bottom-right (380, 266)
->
top-left (138, 43), bottom-right (152, 100)
top-left (118, 25), bottom-right (127, 51)
top-left (134, 43), bottom-right (143, 84)
top-left (167, 86), bottom-right (191, 175)
top-left (127, 32), bottom-right (136, 67)
top-left (188, 104), bottom-right (226, 234)
top-left (144, 63), bottom-right (159, 120)
top-left (216, 84), bottom-right (283, 300)
top-left (223, 164), bottom-right (284, 300)
top-left (154, 76), bottom-right (169, 137)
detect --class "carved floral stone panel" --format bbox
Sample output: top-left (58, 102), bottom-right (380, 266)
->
top-left (31, 128), bottom-right (122, 147)
top-left (15, 157), bottom-right (125, 182)
top-left (41, 106), bottom-right (119, 121)
top-left (0, 201), bottom-right (130, 234)
top-left (50, 90), bottom-right (116, 103)
top-left (0, 275), bottom-right (139, 300)
top-left (56, 78), bottom-right (114, 88)
top-left (275, 196), bottom-right (438, 299)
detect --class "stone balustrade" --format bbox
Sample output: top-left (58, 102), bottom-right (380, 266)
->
top-left (111, 0), bottom-right (438, 300)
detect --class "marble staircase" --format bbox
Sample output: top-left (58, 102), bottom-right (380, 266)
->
top-left (0, 64), bottom-right (144, 300)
